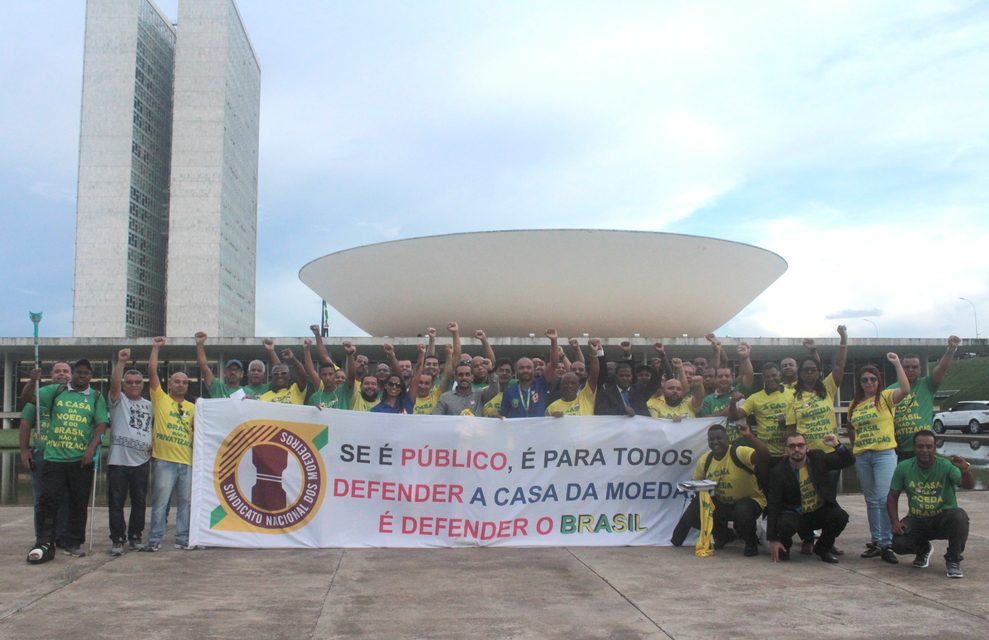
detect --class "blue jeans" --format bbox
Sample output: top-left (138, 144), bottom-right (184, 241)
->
top-left (148, 459), bottom-right (191, 546)
top-left (854, 448), bottom-right (897, 548)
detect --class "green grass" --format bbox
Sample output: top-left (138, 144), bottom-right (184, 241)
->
top-left (0, 429), bottom-right (20, 449)
top-left (937, 356), bottom-right (989, 408)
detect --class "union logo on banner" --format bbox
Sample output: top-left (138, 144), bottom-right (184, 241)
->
top-left (210, 420), bottom-right (329, 533)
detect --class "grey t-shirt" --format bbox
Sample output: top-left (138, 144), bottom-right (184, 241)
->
top-left (433, 379), bottom-right (500, 416)
top-left (108, 394), bottom-right (153, 466)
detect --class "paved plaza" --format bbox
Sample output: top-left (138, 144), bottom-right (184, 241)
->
top-left (0, 493), bottom-right (986, 640)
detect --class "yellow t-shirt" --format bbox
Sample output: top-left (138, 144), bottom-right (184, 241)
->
top-left (150, 386), bottom-right (194, 465)
top-left (741, 387), bottom-right (794, 456)
top-left (692, 446), bottom-right (766, 508)
top-left (849, 389), bottom-right (897, 454)
top-left (351, 386), bottom-right (380, 412)
top-left (412, 387), bottom-right (443, 415)
top-left (259, 383), bottom-right (307, 405)
top-left (798, 465), bottom-right (824, 513)
top-left (483, 391), bottom-right (503, 418)
top-left (786, 374), bottom-right (838, 451)
top-left (546, 385), bottom-right (597, 417)
top-left (647, 396), bottom-right (696, 420)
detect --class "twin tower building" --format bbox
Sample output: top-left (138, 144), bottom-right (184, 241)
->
top-left (72, 0), bottom-right (260, 339)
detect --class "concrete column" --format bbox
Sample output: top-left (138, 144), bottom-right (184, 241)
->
top-left (3, 352), bottom-right (13, 430)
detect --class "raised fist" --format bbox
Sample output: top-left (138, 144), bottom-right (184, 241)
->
top-left (474, 329), bottom-right (487, 341)
top-left (194, 331), bottom-right (207, 345)
top-left (447, 322), bottom-right (459, 333)
top-left (948, 335), bottom-right (961, 348)
top-left (118, 348), bottom-right (131, 361)
top-left (737, 342), bottom-right (751, 359)
top-left (152, 336), bottom-right (166, 347)
top-left (545, 328), bottom-right (558, 340)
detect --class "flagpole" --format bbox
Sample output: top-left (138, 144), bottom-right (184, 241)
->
top-left (29, 312), bottom-right (43, 437)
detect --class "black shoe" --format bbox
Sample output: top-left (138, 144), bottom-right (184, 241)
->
top-left (912, 541), bottom-right (932, 568)
top-left (831, 545), bottom-right (844, 556)
top-left (814, 543), bottom-right (839, 564)
top-left (713, 530), bottom-right (737, 550)
top-left (779, 547), bottom-right (791, 561)
top-left (881, 547), bottom-right (898, 564)
top-left (861, 542), bottom-right (882, 558)
top-left (744, 540), bottom-right (759, 557)
top-left (800, 541), bottom-right (814, 555)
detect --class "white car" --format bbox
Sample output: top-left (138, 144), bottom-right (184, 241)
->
top-left (933, 401), bottom-right (989, 434)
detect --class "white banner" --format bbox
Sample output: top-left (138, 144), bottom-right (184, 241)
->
top-left (189, 399), bottom-right (711, 548)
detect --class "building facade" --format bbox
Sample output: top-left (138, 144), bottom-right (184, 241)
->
top-left (72, 0), bottom-right (259, 339)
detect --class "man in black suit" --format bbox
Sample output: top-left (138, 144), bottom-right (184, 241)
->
top-left (767, 432), bottom-right (855, 563)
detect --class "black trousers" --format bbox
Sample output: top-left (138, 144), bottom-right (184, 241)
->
top-left (891, 509), bottom-right (969, 562)
top-left (774, 504), bottom-right (848, 552)
top-left (36, 459), bottom-right (94, 548)
top-left (107, 462), bottom-right (150, 543)
top-left (671, 496), bottom-right (762, 546)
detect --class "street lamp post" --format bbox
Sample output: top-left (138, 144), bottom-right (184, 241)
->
top-left (959, 297), bottom-right (980, 339)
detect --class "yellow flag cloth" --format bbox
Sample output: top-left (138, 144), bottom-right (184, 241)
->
top-left (695, 491), bottom-right (714, 557)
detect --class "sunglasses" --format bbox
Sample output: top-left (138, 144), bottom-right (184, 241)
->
top-left (786, 443), bottom-right (807, 449)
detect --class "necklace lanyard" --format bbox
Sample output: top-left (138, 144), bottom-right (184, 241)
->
top-left (519, 386), bottom-right (532, 414)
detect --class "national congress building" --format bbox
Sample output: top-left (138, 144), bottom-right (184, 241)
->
top-left (72, 0), bottom-right (260, 339)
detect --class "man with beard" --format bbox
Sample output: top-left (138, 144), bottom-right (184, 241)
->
top-left (343, 341), bottom-right (381, 412)
top-left (888, 336), bottom-right (960, 461)
top-left (500, 329), bottom-right (560, 418)
top-left (780, 339), bottom-right (823, 390)
top-left (767, 432), bottom-right (855, 563)
top-left (648, 375), bottom-right (704, 421)
top-left (671, 423), bottom-right (768, 556)
top-left (888, 430), bottom-right (973, 578)
top-left (434, 362), bottom-right (500, 416)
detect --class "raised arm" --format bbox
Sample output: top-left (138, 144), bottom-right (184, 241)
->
top-left (931, 335), bottom-right (961, 385)
top-left (109, 348), bottom-right (131, 403)
top-left (653, 342), bottom-right (674, 383)
top-left (425, 327), bottom-right (437, 358)
top-left (829, 325), bottom-right (848, 386)
top-left (343, 341), bottom-right (357, 390)
top-left (671, 358), bottom-right (689, 393)
top-left (411, 343), bottom-right (427, 383)
top-left (263, 338), bottom-right (282, 366)
top-left (310, 324), bottom-right (337, 368)
top-left (149, 336), bottom-right (165, 392)
top-left (587, 338), bottom-right (602, 392)
top-left (569, 338), bottom-right (586, 366)
top-left (448, 322), bottom-right (462, 365)
top-left (887, 353), bottom-right (911, 404)
top-left (707, 333), bottom-right (728, 369)
top-left (690, 376), bottom-right (705, 413)
top-left (737, 342), bottom-right (754, 391)
top-left (544, 328), bottom-right (561, 385)
top-left (802, 338), bottom-right (824, 370)
top-left (737, 423), bottom-right (769, 464)
top-left (302, 339), bottom-right (322, 389)
top-left (281, 348), bottom-right (306, 388)
top-left (19, 367), bottom-right (41, 405)
top-left (438, 344), bottom-right (455, 392)
top-left (194, 331), bottom-right (215, 387)
top-left (475, 330), bottom-right (496, 367)
top-left (382, 343), bottom-right (401, 377)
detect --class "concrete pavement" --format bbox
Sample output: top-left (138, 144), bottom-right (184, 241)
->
top-left (1, 493), bottom-right (986, 640)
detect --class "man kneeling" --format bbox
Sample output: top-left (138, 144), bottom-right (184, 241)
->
top-left (767, 432), bottom-right (855, 563)
top-left (671, 423), bottom-right (768, 556)
top-left (887, 430), bottom-right (973, 578)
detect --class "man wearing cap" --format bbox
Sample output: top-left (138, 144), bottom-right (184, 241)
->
top-left (195, 331), bottom-right (244, 398)
top-left (25, 358), bottom-right (108, 563)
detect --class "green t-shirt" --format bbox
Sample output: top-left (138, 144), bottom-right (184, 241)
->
top-left (307, 385), bottom-right (350, 409)
top-left (888, 376), bottom-right (938, 453)
top-left (242, 383), bottom-right (271, 399)
top-left (38, 385), bottom-right (108, 462)
top-left (207, 379), bottom-right (242, 399)
top-left (20, 383), bottom-right (63, 448)
top-left (891, 456), bottom-right (962, 517)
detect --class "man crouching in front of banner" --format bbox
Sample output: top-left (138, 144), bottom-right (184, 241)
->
top-left (671, 423), bottom-right (769, 556)
top-left (767, 432), bottom-right (855, 564)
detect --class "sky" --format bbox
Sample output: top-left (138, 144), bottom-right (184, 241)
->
top-left (2, 0), bottom-right (988, 340)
